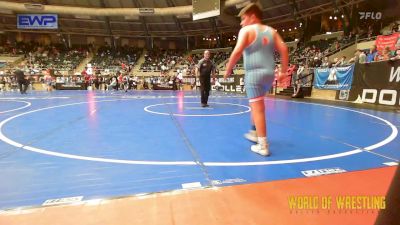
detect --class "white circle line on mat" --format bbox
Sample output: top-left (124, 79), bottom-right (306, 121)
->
top-left (144, 102), bottom-right (251, 117)
top-left (0, 98), bottom-right (397, 166)
top-left (0, 100), bottom-right (31, 114)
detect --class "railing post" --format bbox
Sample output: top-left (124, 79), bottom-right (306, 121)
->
top-left (310, 68), bottom-right (315, 89)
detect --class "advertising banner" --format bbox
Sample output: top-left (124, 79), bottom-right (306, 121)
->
top-left (314, 65), bottom-right (355, 90)
top-left (182, 74), bottom-right (245, 93)
top-left (17, 14), bottom-right (58, 29)
top-left (375, 33), bottom-right (400, 52)
top-left (348, 60), bottom-right (400, 106)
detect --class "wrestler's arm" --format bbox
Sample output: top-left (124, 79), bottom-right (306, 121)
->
top-left (274, 30), bottom-right (289, 80)
top-left (224, 27), bottom-right (249, 78)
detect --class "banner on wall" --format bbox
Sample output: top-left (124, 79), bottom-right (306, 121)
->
top-left (17, 14), bottom-right (58, 29)
top-left (348, 59), bottom-right (400, 106)
top-left (314, 65), bottom-right (355, 90)
top-left (181, 74), bottom-right (245, 92)
top-left (375, 32), bottom-right (400, 52)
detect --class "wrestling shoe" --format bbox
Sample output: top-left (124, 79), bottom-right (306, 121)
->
top-left (244, 130), bottom-right (257, 142)
top-left (251, 143), bottom-right (270, 156)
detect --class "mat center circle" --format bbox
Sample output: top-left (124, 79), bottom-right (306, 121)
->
top-left (144, 102), bottom-right (251, 117)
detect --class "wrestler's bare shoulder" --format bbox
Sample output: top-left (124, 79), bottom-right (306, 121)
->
top-left (241, 24), bottom-right (271, 33)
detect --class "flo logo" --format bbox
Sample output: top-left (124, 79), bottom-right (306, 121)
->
top-left (359, 12), bottom-right (382, 20)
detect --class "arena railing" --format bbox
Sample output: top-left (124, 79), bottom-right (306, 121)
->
top-left (191, 47), bottom-right (232, 54)
top-left (355, 35), bottom-right (378, 44)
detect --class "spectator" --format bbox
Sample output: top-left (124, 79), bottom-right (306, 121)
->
top-left (332, 57), bottom-right (339, 66)
top-left (321, 57), bottom-right (331, 67)
top-left (366, 45), bottom-right (378, 63)
top-left (143, 80), bottom-right (149, 89)
top-left (43, 71), bottom-right (54, 92)
top-left (334, 56), bottom-right (347, 67)
top-left (390, 47), bottom-right (400, 60)
top-left (107, 76), bottom-right (117, 90)
top-left (313, 57), bottom-right (322, 67)
top-left (391, 24), bottom-right (399, 34)
top-left (359, 50), bottom-right (367, 64)
top-left (367, 25), bottom-right (374, 39)
top-left (293, 64), bottom-right (304, 92)
top-left (0, 77), bottom-right (5, 91)
top-left (349, 49), bottom-right (362, 64)
top-left (377, 47), bottom-right (392, 61)
top-left (391, 52), bottom-right (400, 60)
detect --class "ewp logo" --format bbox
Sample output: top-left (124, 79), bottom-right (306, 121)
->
top-left (17, 14), bottom-right (58, 29)
top-left (359, 12), bottom-right (382, 20)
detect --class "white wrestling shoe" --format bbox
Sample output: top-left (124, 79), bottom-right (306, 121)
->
top-left (244, 130), bottom-right (258, 143)
top-left (251, 143), bottom-right (270, 156)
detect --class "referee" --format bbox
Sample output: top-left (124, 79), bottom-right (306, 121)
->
top-left (196, 50), bottom-right (216, 107)
top-left (14, 63), bottom-right (29, 94)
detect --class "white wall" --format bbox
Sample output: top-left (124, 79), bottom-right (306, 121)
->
top-left (356, 40), bottom-right (375, 51)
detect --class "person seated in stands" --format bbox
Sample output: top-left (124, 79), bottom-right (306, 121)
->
top-left (321, 57), bottom-right (331, 67)
top-left (293, 63), bottom-right (304, 93)
top-left (292, 75), bottom-right (304, 98)
top-left (143, 80), bottom-right (149, 89)
top-left (102, 76), bottom-right (109, 90)
top-left (5, 76), bottom-right (12, 91)
top-left (367, 25), bottom-right (374, 39)
top-left (334, 56), bottom-right (347, 66)
top-left (97, 76), bottom-right (104, 90)
top-left (130, 77), bottom-right (137, 90)
top-left (43, 70), bottom-right (54, 92)
top-left (390, 48), bottom-right (400, 60)
top-left (171, 75), bottom-right (178, 91)
top-left (334, 41), bottom-right (340, 51)
top-left (359, 50), bottom-right (367, 63)
top-left (349, 49), bottom-right (362, 64)
top-left (377, 47), bottom-right (392, 61)
top-left (312, 56), bottom-right (322, 67)
top-left (118, 72), bottom-right (124, 90)
top-left (388, 38), bottom-right (400, 60)
top-left (391, 24), bottom-right (399, 34)
top-left (348, 31), bottom-right (355, 41)
top-left (332, 57), bottom-right (339, 67)
top-left (176, 70), bottom-right (183, 90)
top-left (84, 73), bottom-right (91, 90)
top-left (107, 76), bottom-right (118, 91)
top-left (123, 74), bottom-right (130, 92)
top-left (92, 74), bottom-right (99, 90)
top-left (366, 45), bottom-right (378, 63)
top-left (0, 77), bottom-right (5, 91)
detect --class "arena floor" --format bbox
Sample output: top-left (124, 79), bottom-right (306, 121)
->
top-left (0, 90), bottom-right (398, 224)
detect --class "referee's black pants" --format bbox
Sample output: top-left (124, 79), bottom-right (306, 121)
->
top-left (18, 79), bottom-right (29, 94)
top-left (200, 77), bottom-right (211, 105)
